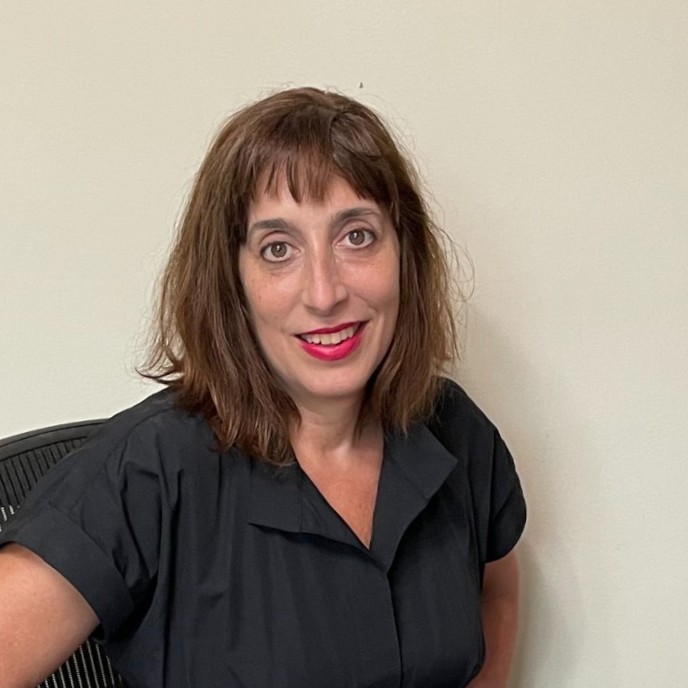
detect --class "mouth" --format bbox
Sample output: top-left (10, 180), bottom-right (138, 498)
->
top-left (296, 322), bottom-right (366, 361)
top-left (297, 322), bottom-right (361, 346)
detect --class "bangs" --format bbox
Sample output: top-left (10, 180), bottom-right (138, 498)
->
top-left (258, 147), bottom-right (340, 203)
top-left (247, 105), bottom-right (399, 216)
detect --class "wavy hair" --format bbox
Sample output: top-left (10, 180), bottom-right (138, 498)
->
top-left (142, 87), bottom-right (459, 463)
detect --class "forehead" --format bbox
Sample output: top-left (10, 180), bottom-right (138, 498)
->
top-left (249, 173), bottom-right (383, 219)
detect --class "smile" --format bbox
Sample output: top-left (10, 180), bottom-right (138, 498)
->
top-left (296, 322), bottom-right (366, 361)
top-left (298, 324), bottom-right (359, 346)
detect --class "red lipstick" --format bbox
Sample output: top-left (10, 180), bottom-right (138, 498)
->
top-left (297, 322), bottom-right (365, 362)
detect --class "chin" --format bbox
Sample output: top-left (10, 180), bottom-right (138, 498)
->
top-left (291, 376), bottom-right (370, 406)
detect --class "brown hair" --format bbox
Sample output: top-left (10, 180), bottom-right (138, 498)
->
top-left (142, 87), bottom-right (459, 463)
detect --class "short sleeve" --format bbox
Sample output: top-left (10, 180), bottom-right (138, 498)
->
top-left (0, 423), bottom-right (167, 640)
top-left (429, 378), bottom-right (527, 571)
top-left (484, 432), bottom-right (526, 562)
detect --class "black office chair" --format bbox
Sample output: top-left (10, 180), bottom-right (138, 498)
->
top-left (0, 421), bottom-right (126, 688)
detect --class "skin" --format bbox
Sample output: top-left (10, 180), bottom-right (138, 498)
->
top-left (469, 551), bottom-right (520, 688)
top-left (0, 544), bottom-right (98, 687)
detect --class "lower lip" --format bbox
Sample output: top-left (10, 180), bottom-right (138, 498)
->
top-left (297, 325), bottom-right (365, 361)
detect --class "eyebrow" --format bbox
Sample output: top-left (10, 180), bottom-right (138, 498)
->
top-left (333, 207), bottom-right (382, 224)
top-left (248, 218), bottom-right (293, 234)
top-left (247, 206), bottom-right (382, 238)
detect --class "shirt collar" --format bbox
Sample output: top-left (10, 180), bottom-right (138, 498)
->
top-left (246, 421), bottom-right (459, 571)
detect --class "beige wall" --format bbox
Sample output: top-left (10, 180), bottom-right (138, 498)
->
top-left (2, 2), bottom-right (687, 685)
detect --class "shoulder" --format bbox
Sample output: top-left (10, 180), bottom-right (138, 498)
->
top-left (427, 377), bottom-right (502, 451)
top-left (428, 379), bottom-right (527, 562)
top-left (55, 388), bottom-right (221, 492)
top-left (92, 388), bottom-right (213, 455)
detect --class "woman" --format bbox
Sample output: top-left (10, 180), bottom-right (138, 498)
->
top-left (0, 87), bottom-right (525, 687)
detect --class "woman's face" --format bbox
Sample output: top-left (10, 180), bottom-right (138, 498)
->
top-left (239, 175), bottom-right (400, 412)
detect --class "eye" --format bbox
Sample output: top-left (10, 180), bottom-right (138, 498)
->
top-left (260, 241), bottom-right (293, 262)
top-left (342, 229), bottom-right (375, 248)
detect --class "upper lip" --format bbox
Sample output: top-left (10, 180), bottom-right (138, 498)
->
top-left (299, 321), bottom-right (361, 336)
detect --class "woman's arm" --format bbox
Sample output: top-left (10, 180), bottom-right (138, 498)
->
top-left (0, 544), bottom-right (99, 688)
top-left (468, 549), bottom-right (520, 688)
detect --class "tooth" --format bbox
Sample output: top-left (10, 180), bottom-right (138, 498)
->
top-left (302, 325), bottom-right (358, 346)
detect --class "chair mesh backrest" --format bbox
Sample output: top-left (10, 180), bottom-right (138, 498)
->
top-left (0, 421), bottom-right (127, 688)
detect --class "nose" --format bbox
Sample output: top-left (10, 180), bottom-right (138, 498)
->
top-left (302, 250), bottom-right (348, 314)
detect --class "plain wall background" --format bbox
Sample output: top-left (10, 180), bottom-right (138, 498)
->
top-left (2, 2), bottom-right (687, 685)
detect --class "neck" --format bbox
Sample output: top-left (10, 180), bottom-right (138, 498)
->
top-left (290, 395), bottom-right (380, 466)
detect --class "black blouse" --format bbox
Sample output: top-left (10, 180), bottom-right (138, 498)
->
top-left (0, 379), bottom-right (526, 687)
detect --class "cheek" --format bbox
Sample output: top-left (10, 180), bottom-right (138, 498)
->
top-left (356, 266), bottom-right (400, 325)
top-left (242, 273), bottom-right (292, 323)
top-left (351, 247), bottom-right (400, 300)
top-left (376, 260), bottom-right (401, 307)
